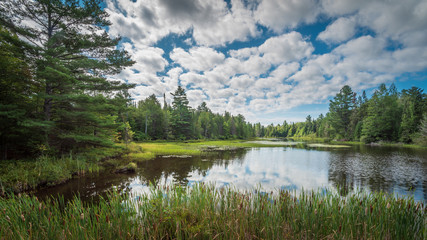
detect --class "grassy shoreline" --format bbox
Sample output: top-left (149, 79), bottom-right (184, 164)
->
top-left (0, 147), bottom-right (125, 196)
top-left (0, 139), bottom-right (284, 195)
top-left (1, 184), bottom-right (425, 239)
top-left (1, 138), bottom-right (426, 195)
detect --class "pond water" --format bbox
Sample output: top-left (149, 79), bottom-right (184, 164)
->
top-left (34, 143), bottom-right (427, 202)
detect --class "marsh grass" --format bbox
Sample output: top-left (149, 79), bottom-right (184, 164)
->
top-left (1, 184), bottom-right (425, 239)
top-left (125, 140), bottom-right (296, 163)
top-left (0, 147), bottom-right (124, 194)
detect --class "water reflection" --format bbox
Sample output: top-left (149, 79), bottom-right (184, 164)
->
top-left (35, 145), bottom-right (427, 202)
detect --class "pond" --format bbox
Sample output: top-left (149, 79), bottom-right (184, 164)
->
top-left (34, 142), bottom-right (427, 202)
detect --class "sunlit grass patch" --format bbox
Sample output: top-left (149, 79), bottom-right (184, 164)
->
top-left (125, 142), bottom-right (202, 162)
top-left (140, 143), bottom-right (200, 155)
top-left (127, 152), bottom-right (156, 161)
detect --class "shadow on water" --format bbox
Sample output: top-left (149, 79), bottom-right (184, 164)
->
top-left (33, 143), bottom-right (427, 202)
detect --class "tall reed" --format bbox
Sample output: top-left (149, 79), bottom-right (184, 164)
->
top-left (1, 184), bottom-right (425, 239)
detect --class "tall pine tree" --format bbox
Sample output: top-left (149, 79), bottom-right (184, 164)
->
top-left (328, 85), bottom-right (355, 139)
top-left (170, 86), bottom-right (192, 140)
top-left (1, 0), bottom-right (134, 153)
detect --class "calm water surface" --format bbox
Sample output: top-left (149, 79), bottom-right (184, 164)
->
top-left (35, 143), bottom-right (427, 202)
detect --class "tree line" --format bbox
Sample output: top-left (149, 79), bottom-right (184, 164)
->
top-left (124, 86), bottom-right (256, 141)
top-left (263, 84), bottom-right (427, 144)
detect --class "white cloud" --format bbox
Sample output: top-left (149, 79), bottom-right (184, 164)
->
top-left (186, 89), bottom-right (207, 108)
top-left (255, 0), bottom-right (320, 32)
top-left (317, 17), bottom-right (356, 44)
top-left (170, 47), bottom-right (225, 72)
top-left (106, 0), bottom-right (259, 46)
top-left (259, 31), bottom-right (314, 64)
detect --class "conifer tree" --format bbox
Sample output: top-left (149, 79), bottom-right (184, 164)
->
top-left (0, 26), bottom-right (45, 158)
top-left (1, 0), bottom-right (134, 153)
top-left (328, 85), bottom-right (355, 139)
top-left (170, 86), bottom-right (192, 139)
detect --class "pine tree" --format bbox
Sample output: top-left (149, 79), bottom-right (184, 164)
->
top-left (0, 26), bottom-right (46, 158)
top-left (1, 0), bottom-right (134, 153)
top-left (328, 85), bottom-right (355, 139)
top-left (170, 86), bottom-right (192, 140)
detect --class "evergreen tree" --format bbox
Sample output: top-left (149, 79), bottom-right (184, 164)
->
top-left (328, 85), bottom-right (355, 139)
top-left (0, 26), bottom-right (46, 158)
top-left (170, 86), bottom-right (192, 139)
top-left (1, 0), bottom-right (134, 153)
top-left (399, 87), bottom-right (425, 143)
top-left (361, 84), bottom-right (401, 143)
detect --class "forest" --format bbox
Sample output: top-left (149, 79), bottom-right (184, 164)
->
top-left (262, 84), bottom-right (427, 144)
top-left (1, 0), bottom-right (427, 161)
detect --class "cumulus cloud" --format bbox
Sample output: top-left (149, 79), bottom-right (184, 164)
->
top-left (106, 0), bottom-right (259, 46)
top-left (255, 0), bottom-right (320, 32)
top-left (105, 0), bottom-right (427, 124)
top-left (259, 32), bottom-right (314, 64)
top-left (317, 17), bottom-right (356, 44)
top-left (170, 47), bottom-right (225, 72)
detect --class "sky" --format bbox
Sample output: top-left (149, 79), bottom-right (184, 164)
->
top-left (105, 0), bottom-right (427, 125)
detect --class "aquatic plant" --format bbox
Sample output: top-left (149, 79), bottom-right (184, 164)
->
top-left (0, 184), bottom-right (425, 239)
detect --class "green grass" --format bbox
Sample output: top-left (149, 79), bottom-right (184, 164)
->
top-left (0, 147), bottom-right (125, 195)
top-left (125, 140), bottom-right (290, 162)
top-left (0, 184), bottom-right (425, 239)
top-left (287, 136), bottom-right (330, 142)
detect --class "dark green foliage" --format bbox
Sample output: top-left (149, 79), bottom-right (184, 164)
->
top-left (130, 94), bottom-right (166, 140)
top-left (399, 87), bottom-right (425, 143)
top-left (0, 26), bottom-right (46, 159)
top-left (361, 84), bottom-right (401, 143)
top-left (328, 85), bottom-right (355, 139)
top-left (170, 86), bottom-right (193, 140)
top-left (0, 0), bottom-right (134, 157)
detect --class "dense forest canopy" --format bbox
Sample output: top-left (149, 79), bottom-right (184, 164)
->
top-left (1, 1), bottom-right (427, 161)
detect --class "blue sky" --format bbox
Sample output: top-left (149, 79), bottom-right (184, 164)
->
top-left (105, 0), bottom-right (427, 125)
